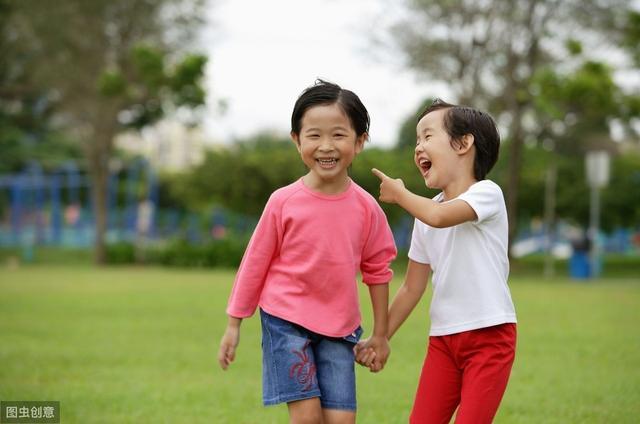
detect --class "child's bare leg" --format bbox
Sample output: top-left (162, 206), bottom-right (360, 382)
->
top-left (322, 408), bottom-right (355, 424)
top-left (288, 398), bottom-right (323, 424)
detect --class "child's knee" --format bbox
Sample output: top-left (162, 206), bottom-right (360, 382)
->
top-left (288, 397), bottom-right (323, 424)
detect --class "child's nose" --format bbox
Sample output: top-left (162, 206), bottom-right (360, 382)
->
top-left (319, 137), bottom-right (335, 151)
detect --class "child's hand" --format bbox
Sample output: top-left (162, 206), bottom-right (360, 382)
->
top-left (367, 335), bottom-right (391, 372)
top-left (354, 339), bottom-right (376, 368)
top-left (354, 336), bottom-right (390, 372)
top-left (218, 325), bottom-right (240, 370)
top-left (372, 168), bottom-right (405, 204)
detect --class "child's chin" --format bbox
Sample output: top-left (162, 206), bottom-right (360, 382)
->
top-left (424, 179), bottom-right (434, 189)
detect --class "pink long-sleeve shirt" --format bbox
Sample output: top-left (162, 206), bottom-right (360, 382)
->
top-left (226, 178), bottom-right (397, 337)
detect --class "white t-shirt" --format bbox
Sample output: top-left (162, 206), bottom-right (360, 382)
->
top-left (408, 180), bottom-right (517, 336)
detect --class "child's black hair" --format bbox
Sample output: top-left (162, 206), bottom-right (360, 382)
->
top-left (419, 99), bottom-right (500, 180)
top-left (291, 79), bottom-right (370, 137)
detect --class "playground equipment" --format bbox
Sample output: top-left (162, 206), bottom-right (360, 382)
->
top-left (0, 159), bottom-right (158, 250)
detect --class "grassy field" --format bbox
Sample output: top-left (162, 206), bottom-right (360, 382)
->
top-left (0, 266), bottom-right (639, 423)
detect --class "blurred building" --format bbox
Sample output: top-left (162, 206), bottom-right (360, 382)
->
top-left (115, 120), bottom-right (212, 172)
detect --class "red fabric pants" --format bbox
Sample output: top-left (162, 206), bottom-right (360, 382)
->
top-left (410, 323), bottom-right (516, 424)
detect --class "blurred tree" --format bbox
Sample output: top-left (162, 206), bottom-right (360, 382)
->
top-left (169, 133), bottom-right (302, 216)
top-left (532, 59), bottom-right (631, 152)
top-left (4, 0), bottom-right (207, 263)
top-left (621, 10), bottom-right (640, 128)
top-left (492, 146), bottom-right (640, 231)
top-left (601, 152), bottom-right (640, 229)
top-left (0, 0), bottom-right (84, 172)
top-left (530, 42), bottom-right (639, 262)
top-left (387, 0), bottom-right (634, 247)
top-left (622, 10), bottom-right (640, 67)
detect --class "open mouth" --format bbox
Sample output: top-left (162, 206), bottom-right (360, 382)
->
top-left (317, 158), bottom-right (338, 168)
top-left (419, 158), bottom-right (432, 174)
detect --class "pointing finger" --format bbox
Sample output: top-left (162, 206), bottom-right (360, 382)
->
top-left (371, 168), bottom-right (389, 181)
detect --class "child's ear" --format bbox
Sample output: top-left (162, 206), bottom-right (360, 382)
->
top-left (290, 132), bottom-right (302, 152)
top-left (457, 134), bottom-right (474, 155)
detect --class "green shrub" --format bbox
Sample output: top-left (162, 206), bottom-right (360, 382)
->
top-left (105, 242), bottom-right (136, 264)
top-left (110, 236), bottom-right (251, 268)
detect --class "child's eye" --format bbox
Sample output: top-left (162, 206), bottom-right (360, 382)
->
top-left (416, 135), bottom-right (431, 146)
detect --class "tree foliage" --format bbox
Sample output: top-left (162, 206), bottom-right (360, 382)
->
top-left (168, 133), bottom-right (303, 216)
top-left (0, 0), bottom-right (84, 172)
top-left (3, 0), bottom-right (208, 263)
top-left (385, 0), bottom-right (637, 245)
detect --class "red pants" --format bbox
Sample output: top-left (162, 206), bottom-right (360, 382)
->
top-left (410, 323), bottom-right (516, 424)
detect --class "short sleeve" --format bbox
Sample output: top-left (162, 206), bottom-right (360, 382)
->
top-left (457, 180), bottom-right (503, 224)
top-left (360, 204), bottom-right (397, 285)
top-left (408, 219), bottom-right (430, 264)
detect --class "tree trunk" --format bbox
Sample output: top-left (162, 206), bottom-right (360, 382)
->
top-left (543, 147), bottom-right (557, 278)
top-left (88, 103), bottom-right (119, 265)
top-left (91, 143), bottom-right (109, 264)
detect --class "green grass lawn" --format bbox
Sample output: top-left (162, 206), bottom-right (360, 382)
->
top-left (1, 266), bottom-right (639, 423)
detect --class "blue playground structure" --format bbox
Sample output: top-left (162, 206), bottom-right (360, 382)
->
top-left (0, 159), bottom-right (158, 249)
top-left (0, 159), bottom-right (255, 257)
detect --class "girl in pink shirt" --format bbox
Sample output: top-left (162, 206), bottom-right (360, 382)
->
top-left (217, 79), bottom-right (397, 423)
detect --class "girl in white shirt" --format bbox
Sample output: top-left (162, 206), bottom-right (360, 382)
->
top-left (358, 99), bottom-right (517, 424)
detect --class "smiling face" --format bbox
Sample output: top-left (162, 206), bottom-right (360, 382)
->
top-left (414, 108), bottom-right (460, 190)
top-left (292, 103), bottom-right (365, 192)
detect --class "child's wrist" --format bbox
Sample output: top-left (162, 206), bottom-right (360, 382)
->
top-left (227, 316), bottom-right (243, 328)
top-left (396, 187), bottom-right (411, 206)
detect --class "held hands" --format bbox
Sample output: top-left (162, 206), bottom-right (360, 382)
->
top-left (217, 324), bottom-right (240, 370)
top-left (353, 335), bottom-right (390, 373)
top-left (372, 168), bottom-right (405, 204)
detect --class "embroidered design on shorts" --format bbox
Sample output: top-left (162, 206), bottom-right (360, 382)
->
top-left (289, 340), bottom-right (317, 391)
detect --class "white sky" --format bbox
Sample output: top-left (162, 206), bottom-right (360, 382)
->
top-left (199, 0), bottom-right (447, 148)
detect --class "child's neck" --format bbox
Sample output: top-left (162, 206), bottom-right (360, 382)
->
top-left (441, 174), bottom-right (478, 201)
top-left (302, 172), bottom-right (351, 195)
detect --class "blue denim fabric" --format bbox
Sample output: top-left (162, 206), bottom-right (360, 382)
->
top-left (259, 309), bottom-right (363, 411)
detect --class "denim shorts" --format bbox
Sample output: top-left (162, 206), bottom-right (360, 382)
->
top-left (259, 309), bottom-right (363, 411)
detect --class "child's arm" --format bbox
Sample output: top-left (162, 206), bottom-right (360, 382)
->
top-left (218, 316), bottom-right (242, 370)
top-left (220, 195), bottom-right (282, 371)
top-left (372, 168), bottom-right (476, 228)
top-left (356, 260), bottom-right (430, 366)
top-left (387, 259), bottom-right (431, 340)
top-left (361, 283), bottom-right (390, 372)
